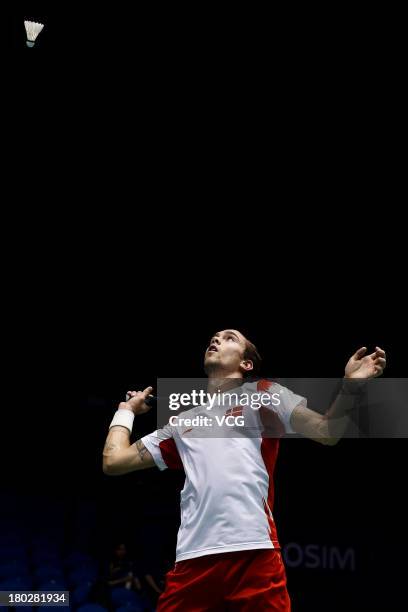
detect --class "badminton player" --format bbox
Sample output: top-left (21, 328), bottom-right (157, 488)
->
top-left (103, 330), bottom-right (386, 611)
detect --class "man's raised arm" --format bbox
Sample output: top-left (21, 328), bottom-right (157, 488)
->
top-left (102, 386), bottom-right (156, 475)
top-left (290, 346), bottom-right (386, 445)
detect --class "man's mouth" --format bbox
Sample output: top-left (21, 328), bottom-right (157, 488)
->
top-left (208, 344), bottom-right (218, 353)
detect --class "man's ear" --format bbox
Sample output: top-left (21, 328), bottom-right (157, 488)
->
top-left (240, 360), bottom-right (253, 374)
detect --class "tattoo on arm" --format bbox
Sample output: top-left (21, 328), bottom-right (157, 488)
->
top-left (136, 440), bottom-right (150, 462)
top-left (104, 442), bottom-right (119, 453)
top-left (103, 426), bottom-right (130, 455)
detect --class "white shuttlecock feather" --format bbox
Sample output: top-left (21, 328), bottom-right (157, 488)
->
top-left (24, 20), bottom-right (44, 47)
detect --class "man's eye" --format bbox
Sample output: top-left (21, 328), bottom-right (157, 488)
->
top-left (227, 336), bottom-right (235, 341)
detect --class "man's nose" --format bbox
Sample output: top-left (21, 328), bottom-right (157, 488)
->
top-left (211, 337), bottom-right (220, 345)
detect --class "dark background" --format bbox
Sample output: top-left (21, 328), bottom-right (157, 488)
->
top-left (4, 2), bottom-right (406, 611)
top-left (4, 288), bottom-right (405, 611)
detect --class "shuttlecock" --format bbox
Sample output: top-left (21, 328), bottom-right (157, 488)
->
top-left (24, 20), bottom-right (44, 47)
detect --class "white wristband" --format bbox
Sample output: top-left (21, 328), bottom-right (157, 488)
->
top-left (109, 408), bottom-right (135, 432)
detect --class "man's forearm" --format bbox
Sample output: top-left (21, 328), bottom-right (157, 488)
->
top-left (102, 389), bottom-right (156, 474)
top-left (103, 426), bottom-right (131, 462)
top-left (321, 379), bottom-right (366, 441)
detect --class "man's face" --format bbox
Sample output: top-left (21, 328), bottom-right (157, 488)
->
top-left (204, 329), bottom-right (249, 376)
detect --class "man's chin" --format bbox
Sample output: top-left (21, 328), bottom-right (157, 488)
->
top-left (204, 358), bottom-right (218, 375)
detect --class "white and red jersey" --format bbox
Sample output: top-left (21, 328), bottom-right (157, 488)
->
top-left (141, 380), bottom-right (306, 562)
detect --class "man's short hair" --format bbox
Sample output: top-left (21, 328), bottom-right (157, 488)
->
top-left (243, 339), bottom-right (262, 377)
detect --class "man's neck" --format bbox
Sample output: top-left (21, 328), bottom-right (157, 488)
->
top-left (207, 373), bottom-right (244, 394)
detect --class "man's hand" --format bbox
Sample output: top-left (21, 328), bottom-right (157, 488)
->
top-left (119, 386), bottom-right (154, 415)
top-left (345, 347), bottom-right (386, 379)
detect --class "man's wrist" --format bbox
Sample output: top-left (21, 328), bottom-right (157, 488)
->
top-left (109, 408), bottom-right (135, 432)
top-left (341, 378), bottom-right (367, 395)
top-left (118, 402), bottom-right (134, 412)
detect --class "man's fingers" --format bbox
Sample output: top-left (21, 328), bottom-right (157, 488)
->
top-left (142, 386), bottom-right (154, 399)
top-left (375, 357), bottom-right (386, 367)
top-left (126, 389), bottom-right (153, 399)
top-left (126, 391), bottom-right (138, 400)
top-left (140, 388), bottom-right (154, 413)
top-left (369, 346), bottom-right (385, 360)
top-left (354, 346), bottom-right (367, 359)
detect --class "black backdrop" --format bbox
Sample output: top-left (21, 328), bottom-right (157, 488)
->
top-left (4, 3), bottom-right (406, 611)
